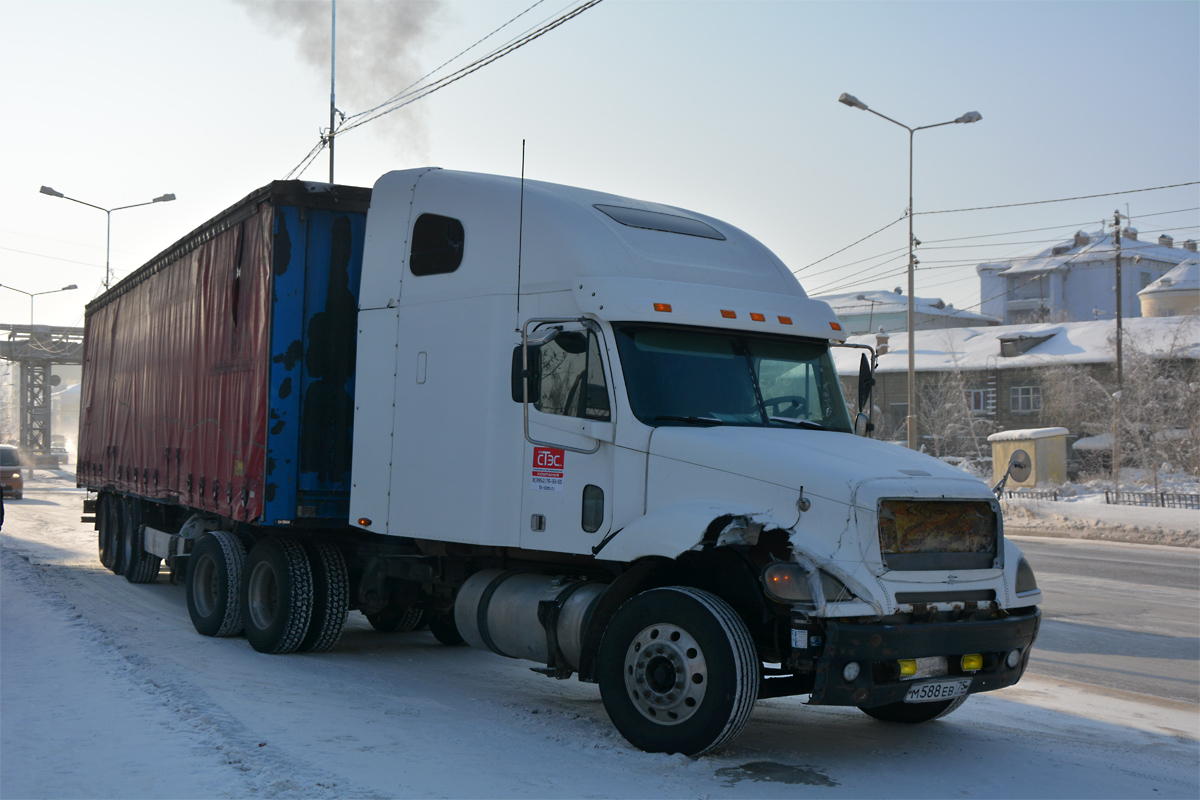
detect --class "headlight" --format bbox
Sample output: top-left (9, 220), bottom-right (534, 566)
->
top-left (762, 562), bottom-right (813, 603)
top-left (1015, 557), bottom-right (1039, 596)
top-left (762, 563), bottom-right (858, 605)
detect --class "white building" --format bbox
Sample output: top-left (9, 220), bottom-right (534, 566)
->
top-left (976, 228), bottom-right (1197, 325)
top-left (1139, 258), bottom-right (1199, 317)
top-left (812, 288), bottom-right (999, 335)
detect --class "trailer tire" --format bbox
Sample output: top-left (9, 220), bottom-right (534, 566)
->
top-left (122, 498), bottom-right (161, 584)
top-left (597, 586), bottom-right (760, 756)
top-left (428, 613), bottom-right (465, 646)
top-left (243, 537), bottom-right (314, 654)
top-left (860, 694), bottom-right (968, 724)
top-left (187, 530), bottom-right (247, 637)
top-left (366, 605), bottom-right (428, 633)
top-left (97, 494), bottom-right (115, 569)
top-left (297, 540), bottom-right (349, 653)
top-left (101, 493), bottom-right (127, 574)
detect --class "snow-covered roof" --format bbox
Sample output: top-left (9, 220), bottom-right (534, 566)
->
top-left (976, 230), bottom-right (1195, 276)
top-left (987, 427), bottom-right (1068, 442)
top-left (1072, 434), bottom-right (1112, 451)
top-left (832, 315), bottom-right (1199, 374)
top-left (1138, 258), bottom-right (1199, 296)
top-left (812, 289), bottom-right (1000, 324)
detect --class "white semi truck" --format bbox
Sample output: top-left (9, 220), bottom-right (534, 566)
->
top-left (79, 169), bottom-right (1041, 755)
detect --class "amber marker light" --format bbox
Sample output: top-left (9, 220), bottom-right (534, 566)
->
top-left (653, 303), bottom-right (672, 312)
top-left (830, 321), bottom-right (843, 331)
top-left (720, 309), bottom-right (737, 319)
top-left (778, 316), bottom-right (793, 325)
top-left (358, 518), bottom-right (372, 526)
top-left (749, 312), bottom-right (766, 321)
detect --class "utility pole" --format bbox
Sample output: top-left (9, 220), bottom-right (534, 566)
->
top-left (329, 0), bottom-right (337, 183)
top-left (1111, 210), bottom-right (1123, 501)
top-left (1113, 210), bottom-right (1123, 388)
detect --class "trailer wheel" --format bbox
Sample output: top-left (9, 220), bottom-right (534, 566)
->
top-left (97, 494), bottom-right (115, 569)
top-left (186, 530), bottom-right (247, 637)
top-left (242, 537), bottom-right (314, 654)
top-left (297, 540), bottom-right (349, 653)
top-left (366, 604), bottom-right (428, 633)
top-left (428, 613), bottom-right (465, 646)
top-left (860, 694), bottom-right (968, 724)
top-left (122, 498), bottom-right (161, 584)
top-left (101, 493), bottom-right (127, 574)
top-left (597, 586), bottom-right (760, 756)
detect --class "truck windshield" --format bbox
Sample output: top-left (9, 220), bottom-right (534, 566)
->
top-left (612, 324), bottom-right (853, 432)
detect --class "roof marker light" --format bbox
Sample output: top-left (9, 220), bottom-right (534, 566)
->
top-left (653, 303), bottom-right (672, 313)
top-left (721, 310), bottom-right (737, 319)
top-left (830, 321), bottom-right (843, 331)
top-left (778, 316), bottom-right (793, 325)
top-left (750, 312), bottom-right (766, 322)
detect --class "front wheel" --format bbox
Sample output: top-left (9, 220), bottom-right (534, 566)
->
top-left (597, 586), bottom-right (760, 756)
top-left (860, 695), bottom-right (968, 724)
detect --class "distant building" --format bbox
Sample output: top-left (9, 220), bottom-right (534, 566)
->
top-left (813, 288), bottom-right (999, 335)
top-left (976, 228), bottom-right (1196, 325)
top-left (832, 316), bottom-right (1199, 451)
top-left (1139, 258), bottom-right (1199, 318)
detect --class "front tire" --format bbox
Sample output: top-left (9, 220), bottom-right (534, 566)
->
top-left (860, 695), bottom-right (968, 723)
top-left (242, 537), bottom-right (313, 654)
top-left (186, 530), bottom-right (247, 637)
top-left (597, 586), bottom-right (760, 755)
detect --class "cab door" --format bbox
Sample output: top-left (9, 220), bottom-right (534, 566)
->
top-left (520, 326), bottom-right (616, 555)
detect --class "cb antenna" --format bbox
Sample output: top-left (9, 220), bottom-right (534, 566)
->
top-left (516, 139), bottom-right (526, 330)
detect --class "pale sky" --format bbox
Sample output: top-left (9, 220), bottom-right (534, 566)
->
top-left (2, 0), bottom-right (1197, 330)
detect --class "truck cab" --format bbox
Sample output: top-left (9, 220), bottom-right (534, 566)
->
top-left (350, 168), bottom-right (1041, 753)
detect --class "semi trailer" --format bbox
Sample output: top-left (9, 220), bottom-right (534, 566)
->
top-left (78, 168), bottom-right (1041, 755)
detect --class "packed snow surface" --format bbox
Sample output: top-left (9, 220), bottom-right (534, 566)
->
top-left (2, 471), bottom-right (1198, 798)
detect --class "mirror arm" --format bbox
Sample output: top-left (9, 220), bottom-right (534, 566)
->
top-left (522, 316), bottom-right (601, 455)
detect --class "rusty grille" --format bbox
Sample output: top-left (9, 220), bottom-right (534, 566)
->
top-left (878, 499), bottom-right (998, 571)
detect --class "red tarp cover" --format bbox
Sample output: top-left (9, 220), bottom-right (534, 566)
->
top-left (78, 205), bottom-right (273, 522)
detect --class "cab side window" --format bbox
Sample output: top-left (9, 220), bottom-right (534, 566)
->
top-left (534, 331), bottom-right (611, 421)
top-left (410, 213), bottom-right (465, 275)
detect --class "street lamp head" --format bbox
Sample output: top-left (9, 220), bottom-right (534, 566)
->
top-left (152, 193), bottom-right (176, 203)
top-left (838, 93), bottom-right (869, 111)
top-left (955, 111), bottom-right (982, 124)
top-left (40, 186), bottom-right (65, 198)
top-left (62, 284), bottom-right (78, 291)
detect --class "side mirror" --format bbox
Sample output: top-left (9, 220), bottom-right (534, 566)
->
top-left (857, 353), bottom-right (875, 413)
top-left (854, 412), bottom-right (871, 437)
top-left (511, 345), bottom-right (542, 403)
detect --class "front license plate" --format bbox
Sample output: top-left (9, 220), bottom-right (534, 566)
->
top-left (904, 678), bottom-right (972, 703)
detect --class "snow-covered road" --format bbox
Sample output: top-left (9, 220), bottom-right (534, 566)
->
top-left (2, 472), bottom-right (1197, 798)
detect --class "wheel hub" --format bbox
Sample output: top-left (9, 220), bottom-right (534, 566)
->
top-left (623, 623), bottom-right (707, 726)
top-left (246, 561), bottom-right (279, 631)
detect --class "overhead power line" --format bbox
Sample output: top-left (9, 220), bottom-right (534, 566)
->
top-left (919, 181), bottom-right (1200, 215)
top-left (795, 215), bottom-right (906, 273)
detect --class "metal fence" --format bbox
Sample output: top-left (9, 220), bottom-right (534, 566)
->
top-left (1104, 491), bottom-right (1200, 510)
top-left (1001, 488), bottom-right (1060, 502)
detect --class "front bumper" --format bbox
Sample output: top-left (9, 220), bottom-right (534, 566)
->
top-left (807, 607), bottom-right (1041, 707)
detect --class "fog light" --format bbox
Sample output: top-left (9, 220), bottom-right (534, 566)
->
top-left (1006, 649), bottom-right (1022, 669)
top-left (961, 654), bottom-right (984, 672)
top-left (842, 662), bottom-right (861, 682)
top-left (897, 659), bottom-right (917, 677)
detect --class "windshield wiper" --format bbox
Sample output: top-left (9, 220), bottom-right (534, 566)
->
top-left (654, 415), bottom-right (724, 426)
top-left (769, 416), bottom-right (826, 430)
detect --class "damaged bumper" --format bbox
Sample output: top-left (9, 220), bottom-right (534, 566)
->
top-left (806, 607), bottom-right (1041, 707)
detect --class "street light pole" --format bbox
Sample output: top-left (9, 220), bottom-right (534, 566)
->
top-left (838, 93), bottom-right (982, 450)
top-left (0, 283), bottom-right (78, 326)
top-left (39, 187), bottom-right (176, 290)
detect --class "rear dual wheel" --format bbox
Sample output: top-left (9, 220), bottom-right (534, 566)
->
top-left (121, 498), bottom-right (161, 584)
